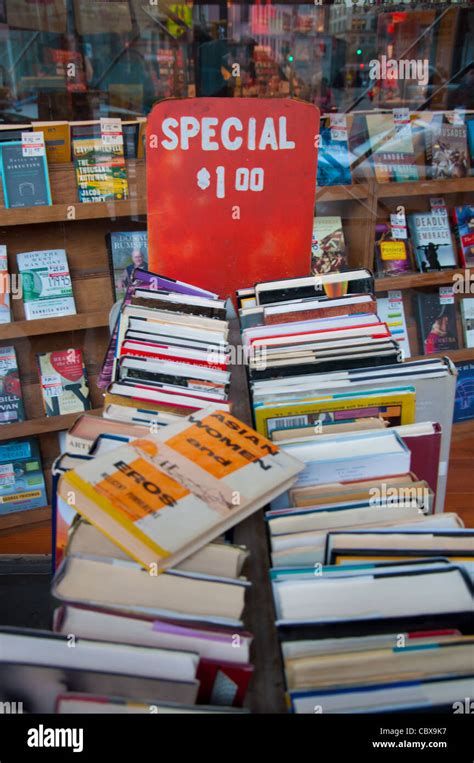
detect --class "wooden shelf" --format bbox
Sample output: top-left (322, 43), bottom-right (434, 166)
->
top-left (375, 269), bottom-right (465, 292)
top-left (452, 419), bottom-right (474, 435)
top-left (0, 506), bottom-right (50, 532)
top-left (0, 198), bottom-right (147, 227)
top-left (0, 311), bottom-right (110, 340)
top-left (0, 160), bottom-right (146, 228)
top-left (0, 407), bottom-right (103, 441)
top-left (376, 177), bottom-right (474, 199)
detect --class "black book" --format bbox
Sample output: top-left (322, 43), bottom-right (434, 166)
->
top-left (415, 291), bottom-right (459, 356)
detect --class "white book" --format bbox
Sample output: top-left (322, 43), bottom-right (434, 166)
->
top-left (17, 249), bottom-right (76, 320)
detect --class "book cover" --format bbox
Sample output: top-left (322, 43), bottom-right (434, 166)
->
top-left (467, 116), bottom-right (474, 177)
top-left (374, 223), bottom-right (413, 277)
top-left (416, 291), bottom-right (459, 355)
top-left (17, 249), bottom-right (76, 320)
top-left (73, 136), bottom-right (129, 204)
top-left (0, 437), bottom-right (47, 515)
top-left (254, 388), bottom-right (416, 439)
top-left (460, 299), bottom-right (474, 348)
top-left (0, 141), bottom-right (52, 209)
top-left (316, 121), bottom-right (352, 187)
top-left (107, 231), bottom-right (148, 302)
top-left (407, 211), bottom-right (457, 271)
top-left (57, 408), bottom-right (303, 570)
top-left (0, 346), bottom-right (24, 425)
top-left (428, 122), bottom-right (469, 180)
top-left (311, 217), bottom-right (347, 275)
top-left (376, 291), bottom-right (411, 359)
top-left (37, 349), bottom-right (91, 417)
top-left (0, 245), bottom-right (11, 324)
top-left (366, 114), bottom-right (419, 183)
top-left (452, 205), bottom-right (474, 268)
top-left (33, 122), bottom-right (71, 164)
top-left (453, 361), bottom-right (474, 423)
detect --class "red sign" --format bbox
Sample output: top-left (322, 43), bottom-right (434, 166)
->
top-left (147, 98), bottom-right (319, 300)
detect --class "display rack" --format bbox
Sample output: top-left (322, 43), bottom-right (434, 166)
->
top-left (0, 159), bottom-right (147, 550)
top-left (0, 158), bottom-right (473, 712)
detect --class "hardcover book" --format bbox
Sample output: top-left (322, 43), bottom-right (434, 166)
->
top-left (317, 120), bottom-right (352, 187)
top-left (0, 141), bottom-right (52, 209)
top-left (415, 291), bottom-right (459, 355)
top-left (37, 349), bottom-right (91, 417)
top-left (33, 121), bottom-right (71, 164)
top-left (0, 437), bottom-right (47, 515)
top-left (57, 408), bottom-right (304, 570)
top-left (0, 245), bottom-right (11, 324)
top-left (106, 231), bottom-right (148, 302)
top-left (0, 346), bottom-right (24, 425)
top-left (452, 205), bottom-right (474, 268)
top-left (366, 113), bottom-right (419, 183)
top-left (73, 136), bottom-right (129, 203)
top-left (427, 121), bottom-right (469, 180)
top-left (407, 211), bottom-right (457, 272)
top-left (17, 249), bottom-right (76, 320)
top-left (460, 299), bottom-right (474, 348)
top-left (311, 217), bottom-right (347, 275)
top-left (374, 223), bottom-right (413, 277)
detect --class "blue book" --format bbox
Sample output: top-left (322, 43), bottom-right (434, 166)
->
top-left (454, 361), bottom-right (474, 423)
top-left (0, 141), bottom-right (52, 209)
top-left (0, 437), bottom-right (47, 515)
top-left (317, 123), bottom-right (352, 187)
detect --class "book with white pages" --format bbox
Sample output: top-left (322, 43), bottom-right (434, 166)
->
top-left (289, 675), bottom-right (474, 714)
top-left (270, 513), bottom-right (463, 567)
top-left (326, 528), bottom-right (474, 565)
top-left (272, 565), bottom-right (473, 628)
top-left (53, 606), bottom-right (253, 665)
top-left (52, 555), bottom-right (250, 627)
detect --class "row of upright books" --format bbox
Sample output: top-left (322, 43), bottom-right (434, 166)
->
top-left (2, 109), bottom-right (474, 212)
top-left (236, 270), bottom-right (474, 713)
top-left (318, 109), bottom-right (474, 186)
top-left (0, 118), bottom-right (145, 208)
top-left (313, 205), bottom-right (474, 278)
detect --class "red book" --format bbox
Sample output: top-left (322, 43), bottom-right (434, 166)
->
top-left (400, 422), bottom-right (441, 507)
top-left (196, 658), bottom-right (253, 707)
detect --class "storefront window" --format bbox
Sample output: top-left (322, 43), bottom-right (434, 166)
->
top-left (0, 2), bottom-right (472, 121)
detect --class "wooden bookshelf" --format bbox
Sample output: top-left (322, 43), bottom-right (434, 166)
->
top-left (0, 312), bottom-right (110, 340)
top-left (0, 157), bottom-right (147, 517)
top-left (0, 407), bottom-right (102, 441)
top-left (375, 269), bottom-right (466, 293)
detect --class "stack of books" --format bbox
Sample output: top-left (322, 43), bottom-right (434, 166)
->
top-left (0, 269), bottom-right (306, 714)
top-left (237, 271), bottom-right (474, 713)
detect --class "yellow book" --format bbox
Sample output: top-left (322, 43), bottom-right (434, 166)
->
top-left (254, 386), bottom-right (416, 439)
top-left (58, 408), bottom-right (303, 571)
top-left (34, 122), bottom-right (70, 164)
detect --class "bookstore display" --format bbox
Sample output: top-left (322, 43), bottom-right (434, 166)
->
top-left (0, 103), bottom-right (473, 716)
top-left (0, 1), bottom-right (473, 726)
